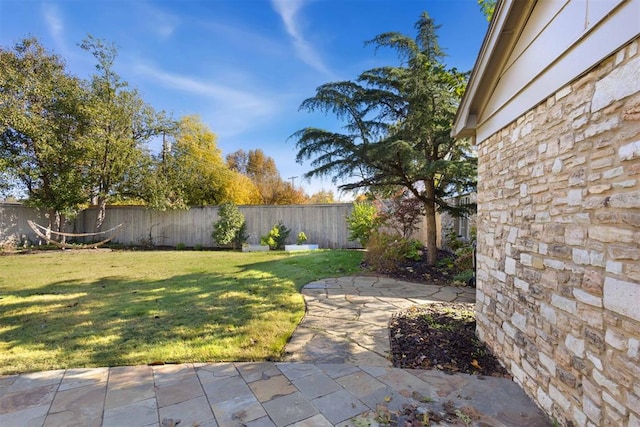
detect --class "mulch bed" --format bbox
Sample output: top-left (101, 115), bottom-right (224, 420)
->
top-left (371, 248), bottom-right (509, 378)
top-left (389, 302), bottom-right (509, 377)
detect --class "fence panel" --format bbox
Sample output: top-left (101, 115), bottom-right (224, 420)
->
top-left (1, 204), bottom-right (359, 249)
top-left (0, 204), bottom-right (75, 246)
top-left (1, 202), bottom-right (438, 250)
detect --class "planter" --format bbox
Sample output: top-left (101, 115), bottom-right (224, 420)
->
top-left (242, 245), bottom-right (270, 252)
top-left (285, 244), bottom-right (319, 252)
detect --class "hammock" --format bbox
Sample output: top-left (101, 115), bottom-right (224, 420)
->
top-left (27, 220), bottom-right (124, 249)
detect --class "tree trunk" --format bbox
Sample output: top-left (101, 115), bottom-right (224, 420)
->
top-left (423, 200), bottom-right (438, 266)
top-left (96, 197), bottom-right (107, 231)
top-left (423, 179), bottom-right (438, 266)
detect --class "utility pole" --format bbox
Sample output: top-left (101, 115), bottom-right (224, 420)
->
top-left (288, 176), bottom-right (298, 187)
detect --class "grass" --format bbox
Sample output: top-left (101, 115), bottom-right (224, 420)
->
top-left (0, 249), bottom-right (363, 374)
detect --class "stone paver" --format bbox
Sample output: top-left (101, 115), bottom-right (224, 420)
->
top-left (0, 276), bottom-right (551, 426)
top-left (284, 276), bottom-right (475, 365)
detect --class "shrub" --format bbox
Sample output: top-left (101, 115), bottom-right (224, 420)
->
top-left (346, 201), bottom-right (382, 246)
top-left (212, 202), bottom-right (248, 249)
top-left (176, 242), bottom-right (186, 250)
top-left (365, 232), bottom-right (424, 272)
top-left (380, 193), bottom-right (424, 239)
top-left (454, 246), bottom-right (474, 271)
top-left (194, 243), bottom-right (203, 251)
top-left (296, 232), bottom-right (308, 245)
top-left (260, 221), bottom-right (290, 250)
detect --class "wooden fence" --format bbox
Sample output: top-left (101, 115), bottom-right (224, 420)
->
top-left (0, 202), bottom-right (440, 250)
top-left (1, 203), bottom-right (366, 249)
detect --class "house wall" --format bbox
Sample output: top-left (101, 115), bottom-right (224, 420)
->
top-left (473, 0), bottom-right (639, 142)
top-left (476, 38), bottom-right (640, 426)
top-left (439, 193), bottom-right (477, 250)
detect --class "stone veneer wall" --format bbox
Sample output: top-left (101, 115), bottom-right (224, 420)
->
top-left (476, 39), bottom-right (640, 426)
top-left (440, 193), bottom-right (477, 251)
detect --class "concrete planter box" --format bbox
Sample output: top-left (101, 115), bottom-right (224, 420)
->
top-left (285, 244), bottom-right (319, 252)
top-left (242, 245), bottom-right (270, 252)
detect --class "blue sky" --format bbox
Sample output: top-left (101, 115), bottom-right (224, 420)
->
top-left (0, 0), bottom-right (489, 199)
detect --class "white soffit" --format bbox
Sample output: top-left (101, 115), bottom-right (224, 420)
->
top-left (452, 0), bottom-right (533, 138)
top-left (453, 0), bottom-right (640, 143)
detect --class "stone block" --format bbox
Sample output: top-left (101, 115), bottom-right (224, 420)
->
top-left (605, 328), bottom-right (628, 350)
top-left (604, 277), bottom-right (640, 322)
top-left (511, 312), bottom-right (527, 331)
top-left (589, 226), bottom-right (635, 243)
top-left (613, 179), bottom-right (638, 188)
top-left (606, 261), bottom-right (622, 274)
top-left (607, 244), bottom-right (640, 260)
top-left (549, 384), bottom-right (571, 411)
top-left (565, 226), bottom-right (585, 245)
top-left (602, 391), bottom-right (627, 415)
top-left (552, 294), bottom-right (577, 314)
top-left (557, 367), bottom-right (577, 388)
top-left (573, 289), bottom-right (603, 307)
top-left (565, 334), bottom-right (585, 357)
top-left (619, 140), bottom-right (640, 161)
top-left (540, 303), bottom-right (557, 325)
top-left (573, 248), bottom-right (590, 265)
top-left (593, 369), bottom-right (620, 395)
top-left (629, 338), bottom-right (639, 358)
top-left (586, 351), bottom-right (604, 371)
top-left (581, 270), bottom-right (604, 296)
top-left (609, 190), bottom-right (640, 209)
top-left (592, 56), bottom-right (640, 111)
top-left (567, 189), bottom-right (583, 205)
top-left (603, 166), bottom-right (624, 179)
top-left (539, 352), bottom-right (557, 375)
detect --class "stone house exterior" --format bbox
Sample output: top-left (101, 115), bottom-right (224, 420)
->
top-left (453, 1), bottom-right (640, 426)
top-left (439, 193), bottom-right (477, 250)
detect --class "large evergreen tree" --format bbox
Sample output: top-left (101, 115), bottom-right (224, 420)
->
top-left (293, 13), bottom-right (476, 265)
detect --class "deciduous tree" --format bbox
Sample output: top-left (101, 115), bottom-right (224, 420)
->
top-left (0, 37), bottom-right (90, 229)
top-left (308, 190), bottom-right (335, 204)
top-left (80, 36), bottom-right (170, 228)
top-left (226, 148), bottom-right (305, 205)
top-left (162, 115), bottom-right (229, 205)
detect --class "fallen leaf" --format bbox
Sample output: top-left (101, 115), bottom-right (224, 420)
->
top-left (384, 395), bottom-right (392, 402)
top-left (471, 359), bottom-right (482, 369)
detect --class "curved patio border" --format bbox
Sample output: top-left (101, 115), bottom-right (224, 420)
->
top-left (284, 276), bottom-right (476, 365)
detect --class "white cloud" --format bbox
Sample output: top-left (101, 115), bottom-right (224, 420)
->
top-left (201, 20), bottom-right (285, 57)
top-left (41, 3), bottom-right (71, 56)
top-left (138, 3), bottom-right (180, 40)
top-left (271, 0), bottom-right (333, 76)
top-left (133, 63), bottom-right (280, 137)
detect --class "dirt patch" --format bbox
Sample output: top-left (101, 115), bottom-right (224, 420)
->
top-left (389, 302), bottom-right (509, 377)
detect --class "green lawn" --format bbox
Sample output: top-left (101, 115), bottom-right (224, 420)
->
top-left (0, 249), bottom-right (363, 374)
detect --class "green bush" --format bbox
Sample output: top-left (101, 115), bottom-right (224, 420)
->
top-left (346, 201), bottom-right (382, 246)
top-left (260, 221), bottom-right (290, 250)
top-left (453, 269), bottom-right (474, 284)
top-left (296, 232), bottom-right (308, 245)
top-left (212, 202), bottom-right (248, 249)
top-left (454, 246), bottom-right (474, 271)
top-left (176, 243), bottom-right (186, 250)
top-left (365, 232), bottom-right (424, 272)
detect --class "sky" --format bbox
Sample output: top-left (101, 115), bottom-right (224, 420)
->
top-left (0, 0), bottom-right (489, 200)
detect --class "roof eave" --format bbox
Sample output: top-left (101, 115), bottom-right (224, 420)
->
top-left (452, 0), bottom-right (535, 139)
